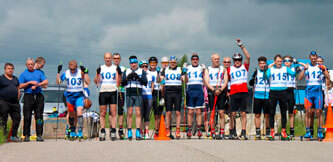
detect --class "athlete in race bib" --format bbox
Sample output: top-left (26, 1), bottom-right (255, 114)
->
top-left (266, 54), bottom-right (296, 140)
top-left (94, 52), bottom-right (122, 141)
top-left (121, 55), bottom-right (148, 140)
top-left (298, 51), bottom-right (330, 140)
top-left (184, 53), bottom-right (206, 139)
top-left (204, 53), bottom-right (228, 139)
top-left (226, 39), bottom-right (250, 140)
top-left (160, 56), bottom-right (185, 139)
top-left (148, 56), bottom-right (163, 139)
top-left (139, 60), bottom-right (154, 140)
top-left (56, 60), bottom-right (90, 140)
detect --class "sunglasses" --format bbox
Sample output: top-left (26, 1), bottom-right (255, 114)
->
top-left (142, 65), bottom-right (148, 68)
top-left (223, 61), bottom-right (231, 63)
top-left (113, 58), bottom-right (120, 60)
top-left (192, 58), bottom-right (199, 61)
top-left (284, 59), bottom-right (292, 63)
top-left (149, 62), bottom-right (157, 65)
top-left (233, 59), bottom-right (242, 62)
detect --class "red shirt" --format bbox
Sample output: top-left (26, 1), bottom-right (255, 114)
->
top-left (227, 63), bottom-right (249, 95)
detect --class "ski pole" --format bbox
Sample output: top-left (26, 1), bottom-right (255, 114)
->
top-left (55, 61), bottom-right (63, 141)
top-left (209, 66), bottom-right (222, 138)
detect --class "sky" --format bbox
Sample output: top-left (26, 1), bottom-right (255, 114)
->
top-left (1, 0), bottom-right (332, 84)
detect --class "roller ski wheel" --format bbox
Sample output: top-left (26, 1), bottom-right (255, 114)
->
top-left (77, 136), bottom-right (87, 142)
top-left (239, 134), bottom-right (248, 140)
top-left (254, 135), bottom-right (261, 140)
top-left (69, 132), bottom-right (77, 141)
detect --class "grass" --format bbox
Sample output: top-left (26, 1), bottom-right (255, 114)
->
top-left (0, 120), bottom-right (12, 144)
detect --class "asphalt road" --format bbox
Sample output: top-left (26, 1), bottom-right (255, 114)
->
top-left (1, 136), bottom-right (333, 162)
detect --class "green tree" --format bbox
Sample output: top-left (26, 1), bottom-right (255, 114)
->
top-left (177, 54), bottom-right (188, 67)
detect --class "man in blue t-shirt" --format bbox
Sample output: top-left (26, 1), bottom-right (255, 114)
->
top-left (19, 58), bottom-right (48, 142)
top-left (0, 63), bottom-right (21, 142)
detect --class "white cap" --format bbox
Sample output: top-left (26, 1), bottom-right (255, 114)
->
top-left (161, 56), bottom-right (169, 62)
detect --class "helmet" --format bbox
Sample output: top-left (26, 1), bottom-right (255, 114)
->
top-left (148, 56), bottom-right (158, 63)
top-left (232, 53), bottom-right (243, 60)
top-left (161, 56), bottom-right (169, 63)
top-left (139, 59), bottom-right (148, 67)
top-left (170, 56), bottom-right (177, 62)
top-left (84, 98), bottom-right (92, 109)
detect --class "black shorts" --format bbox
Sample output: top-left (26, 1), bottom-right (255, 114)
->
top-left (230, 92), bottom-right (248, 112)
top-left (286, 88), bottom-right (295, 114)
top-left (165, 86), bottom-right (182, 112)
top-left (253, 98), bottom-right (269, 114)
top-left (208, 90), bottom-right (227, 111)
top-left (118, 92), bottom-right (125, 115)
top-left (99, 92), bottom-right (117, 105)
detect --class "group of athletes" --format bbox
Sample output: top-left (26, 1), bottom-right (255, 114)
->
top-left (55, 39), bottom-right (331, 141)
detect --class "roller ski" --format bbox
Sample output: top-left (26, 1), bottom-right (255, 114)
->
top-left (118, 129), bottom-right (125, 140)
top-left (99, 129), bottom-right (106, 141)
top-left (77, 128), bottom-right (86, 142)
top-left (128, 129), bottom-right (133, 141)
top-left (216, 132), bottom-right (225, 140)
top-left (280, 129), bottom-right (290, 141)
top-left (267, 129), bottom-right (275, 141)
top-left (144, 129), bottom-right (150, 140)
top-left (187, 128), bottom-right (192, 139)
top-left (239, 130), bottom-right (248, 140)
top-left (65, 125), bottom-right (71, 140)
top-left (197, 130), bottom-right (203, 139)
top-left (136, 129), bottom-right (142, 140)
top-left (317, 128), bottom-right (324, 141)
top-left (110, 130), bottom-right (117, 141)
top-left (69, 131), bottom-right (77, 141)
top-left (228, 129), bottom-right (236, 140)
top-left (175, 128), bottom-right (181, 140)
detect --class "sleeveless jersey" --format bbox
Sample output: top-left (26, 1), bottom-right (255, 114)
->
top-left (228, 63), bottom-right (249, 95)
top-left (305, 64), bottom-right (323, 92)
top-left (99, 64), bottom-right (118, 92)
top-left (62, 69), bottom-right (84, 93)
top-left (142, 70), bottom-right (154, 97)
top-left (254, 69), bottom-right (270, 99)
top-left (269, 66), bottom-right (288, 89)
top-left (208, 66), bottom-right (224, 87)
top-left (187, 65), bottom-right (203, 85)
top-left (164, 67), bottom-right (182, 86)
top-left (149, 70), bottom-right (160, 90)
top-left (124, 68), bottom-right (144, 89)
top-left (286, 66), bottom-right (296, 88)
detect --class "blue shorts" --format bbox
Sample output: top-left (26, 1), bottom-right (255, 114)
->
top-left (186, 85), bottom-right (204, 109)
top-left (66, 96), bottom-right (84, 112)
top-left (304, 90), bottom-right (323, 109)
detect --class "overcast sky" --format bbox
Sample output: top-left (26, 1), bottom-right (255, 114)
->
top-left (1, 0), bottom-right (332, 82)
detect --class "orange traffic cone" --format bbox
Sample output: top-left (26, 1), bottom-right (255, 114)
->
top-left (155, 115), bottom-right (170, 140)
top-left (323, 103), bottom-right (333, 142)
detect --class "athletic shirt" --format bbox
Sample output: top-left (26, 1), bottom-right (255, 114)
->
top-left (149, 70), bottom-right (160, 90)
top-left (99, 64), bottom-right (118, 92)
top-left (124, 68), bottom-right (144, 89)
top-left (305, 64), bottom-right (323, 92)
top-left (187, 65), bottom-right (203, 85)
top-left (60, 69), bottom-right (84, 98)
top-left (286, 66), bottom-right (296, 88)
top-left (208, 66), bottom-right (224, 87)
top-left (142, 70), bottom-right (154, 99)
top-left (268, 66), bottom-right (288, 91)
top-left (254, 69), bottom-right (270, 99)
top-left (227, 63), bottom-right (249, 95)
top-left (164, 67), bottom-right (182, 86)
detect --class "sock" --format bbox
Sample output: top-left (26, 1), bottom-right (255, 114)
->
top-left (101, 128), bottom-right (105, 133)
top-left (266, 128), bottom-right (270, 135)
top-left (119, 125), bottom-right (123, 129)
top-left (290, 128), bottom-right (294, 135)
top-left (78, 115), bottom-right (83, 129)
